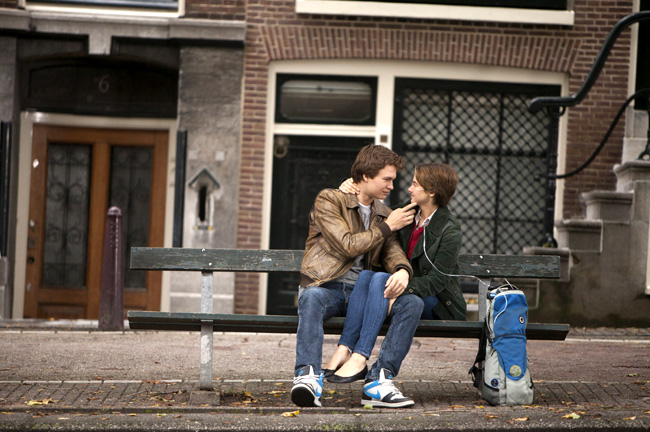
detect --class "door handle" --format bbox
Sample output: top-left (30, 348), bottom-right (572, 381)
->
top-left (27, 256), bottom-right (35, 264)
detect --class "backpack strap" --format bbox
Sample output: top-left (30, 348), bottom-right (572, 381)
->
top-left (469, 321), bottom-right (488, 389)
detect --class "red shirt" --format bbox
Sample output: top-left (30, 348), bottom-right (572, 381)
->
top-left (407, 224), bottom-right (424, 259)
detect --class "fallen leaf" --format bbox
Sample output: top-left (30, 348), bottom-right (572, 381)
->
top-left (157, 413), bottom-right (167, 417)
top-left (450, 405), bottom-right (465, 409)
top-left (562, 412), bottom-right (581, 419)
top-left (363, 404), bottom-right (374, 410)
top-left (513, 417), bottom-right (529, 421)
top-left (627, 373), bottom-right (639, 377)
top-left (27, 398), bottom-right (53, 406)
top-left (58, 417), bottom-right (69, 420)
top-left (624, 416), bottom-right (637, 421)
top-left (281, 410), bottom-right (299, 417)
top-left (326, 390), bottom-right (336, 395)
top-left (128, 414), bottom-right (137, 416)
top-left (485, 414), bottom-right (498, 419)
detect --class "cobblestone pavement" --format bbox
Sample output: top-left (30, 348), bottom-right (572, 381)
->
top-left (0, 325), bottom-right (649, 430)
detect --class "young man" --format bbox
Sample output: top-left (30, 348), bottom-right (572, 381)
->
top-left (291, 144), bottom-right (424, 409)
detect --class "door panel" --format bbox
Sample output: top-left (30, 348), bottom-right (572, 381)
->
top-left (267, 135), bottom-right (369, 315)
top-left (25, 125), bottom-right (168, 319)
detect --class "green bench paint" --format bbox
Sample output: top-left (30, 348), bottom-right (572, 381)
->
top-left (127, 247), bottom-right (569, 389)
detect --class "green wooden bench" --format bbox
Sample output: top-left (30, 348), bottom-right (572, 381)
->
top-left (127, 248), bottom-right (569, 390)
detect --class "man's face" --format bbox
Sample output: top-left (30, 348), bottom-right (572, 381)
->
top-left (359, 165), bottom-right (397, 202)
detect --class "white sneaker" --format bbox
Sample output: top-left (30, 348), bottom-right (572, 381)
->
top-left (362, 368), bottom-right (414, 408)
top-left (291, 365), bottom-right (324, 407)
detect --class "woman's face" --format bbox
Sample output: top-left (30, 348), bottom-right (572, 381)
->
top-left (408, 174), bottom-right (434, 206)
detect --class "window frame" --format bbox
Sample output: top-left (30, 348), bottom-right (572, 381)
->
top-left (295, 0), bottom-right (575, 26)
top-left (275, 74), bottom-right (378, 126)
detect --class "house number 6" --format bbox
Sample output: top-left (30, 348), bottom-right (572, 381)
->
top-left (98, 74), bottom-right (110, 93)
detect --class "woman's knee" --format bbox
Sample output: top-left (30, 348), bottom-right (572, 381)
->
top-left (400, 294), bottom-right (424, 315)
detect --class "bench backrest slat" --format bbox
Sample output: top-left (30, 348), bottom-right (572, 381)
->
top-left (131, 247), bottom-right (560, 279)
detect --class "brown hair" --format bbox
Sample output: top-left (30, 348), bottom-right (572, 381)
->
top-left (351, 144), bottom-right (405, 183)
top-left (414, 163), bottom-right (458, 207)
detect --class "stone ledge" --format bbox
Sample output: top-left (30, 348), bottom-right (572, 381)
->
top-left (0, 9), bottom-right (246, 44)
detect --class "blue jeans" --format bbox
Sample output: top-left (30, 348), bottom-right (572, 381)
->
top-left (338, 271), bottom-right (390, 359)
top-left (295, 281), bottom-right (354, 375)
top-left (421, 295), bottom-right (440, 320)
top-left (295, 273), bottom-right (424, 380)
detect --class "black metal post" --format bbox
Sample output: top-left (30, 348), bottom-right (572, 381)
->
top-left (641, 93), bottom-right (650, 160)
top-left (0, 122), bottom-right (11, 257)
top-left (173, 130), bottom-right (187, 248)
top-left (541, 107), bottom-right (561, 247)
top-left (99, 207), bottom-right (124, 331)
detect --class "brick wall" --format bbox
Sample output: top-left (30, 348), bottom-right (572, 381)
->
top-left (185, 0), bottom-right (246, 20)
top-left (233, 0), bottom-right (634, 313)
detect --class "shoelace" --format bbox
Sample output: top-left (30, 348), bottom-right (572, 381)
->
top-left (294, 374), bottom-right (319, 385)
top-left (381, 379), bottom-right (403, 397)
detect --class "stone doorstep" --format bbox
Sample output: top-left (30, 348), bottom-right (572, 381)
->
top-left (555, 219), bottom-right (602, 252)
top-left (581, 190), bottom-right (634, 222)
top-left (615, 160), bottom-right (650, 192)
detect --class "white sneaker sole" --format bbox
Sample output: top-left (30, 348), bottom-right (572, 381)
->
top-left (361, 397), bottom-right (414, 408)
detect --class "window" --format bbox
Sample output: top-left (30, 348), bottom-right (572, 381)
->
top-left (275, 74), bottom-right (377, 125)
top-left (26, 0), bottom-right (177, 13)
top-left (296, 0), bottom-right (574, 25)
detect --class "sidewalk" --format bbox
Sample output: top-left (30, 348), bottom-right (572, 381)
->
top-left (0, 322), bottom-right (649, 431)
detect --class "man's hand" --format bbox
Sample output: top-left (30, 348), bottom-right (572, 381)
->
top-left (384, 269), bottom-right (410, 299)
top-left (385, 202), bottom-right (417, 231)
top-left (339, 178), bottom-right (360, 195)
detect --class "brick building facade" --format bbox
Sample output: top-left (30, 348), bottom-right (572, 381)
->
top-left (231, 0), bottom-right (639, 314)
top-left (0, 1), bottom-right (647, 321)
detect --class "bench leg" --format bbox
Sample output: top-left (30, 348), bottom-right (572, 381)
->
top-left (200, 320), bottom-right (213, 390)
top-left (199, 271), bottom-right (214, 391)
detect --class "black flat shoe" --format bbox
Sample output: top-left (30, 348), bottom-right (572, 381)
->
top-left (323, 368), bottom-right (337, 378)
top-left (327, 365), bottom-right (368, 383)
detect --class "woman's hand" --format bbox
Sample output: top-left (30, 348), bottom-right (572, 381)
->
top-left (384, 268), bottom-right (410, 299)
top-left (339, 178), bottom-right (360, 195)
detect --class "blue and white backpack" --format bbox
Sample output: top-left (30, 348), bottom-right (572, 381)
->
top-left (470, 283), bottom-right (534, 406)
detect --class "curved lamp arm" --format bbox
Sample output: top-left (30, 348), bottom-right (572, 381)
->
top-left (528, 11), bottom-right (650, 113)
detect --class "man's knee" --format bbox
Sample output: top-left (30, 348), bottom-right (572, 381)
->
top-left (298, 287), bottom-right (325, 314)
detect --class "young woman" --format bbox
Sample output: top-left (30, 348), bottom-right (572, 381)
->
top-left (325, 163), bottom-right (467, 383)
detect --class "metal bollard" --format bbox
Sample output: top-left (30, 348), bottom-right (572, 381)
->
top-left (99, 207), bottom-right (124, 331)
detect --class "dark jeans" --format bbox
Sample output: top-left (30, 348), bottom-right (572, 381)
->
top-left (295, 274), bottom-right (424, 380)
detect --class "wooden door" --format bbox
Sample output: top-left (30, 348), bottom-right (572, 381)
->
top-left (24, 125), bottom-right (168, 319)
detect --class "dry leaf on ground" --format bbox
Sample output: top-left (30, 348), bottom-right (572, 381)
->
top-left (26, 399), bottom-right (53, 406)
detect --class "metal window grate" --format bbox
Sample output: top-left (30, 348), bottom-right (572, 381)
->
top-left (393, 79), bottom-right (559, 255)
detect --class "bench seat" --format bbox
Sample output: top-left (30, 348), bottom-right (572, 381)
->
top-left (128, 311), bottom-right (570, 340)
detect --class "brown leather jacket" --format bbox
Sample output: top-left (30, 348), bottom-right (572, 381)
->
top-left (300, 189), bottom-right (413, 287)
